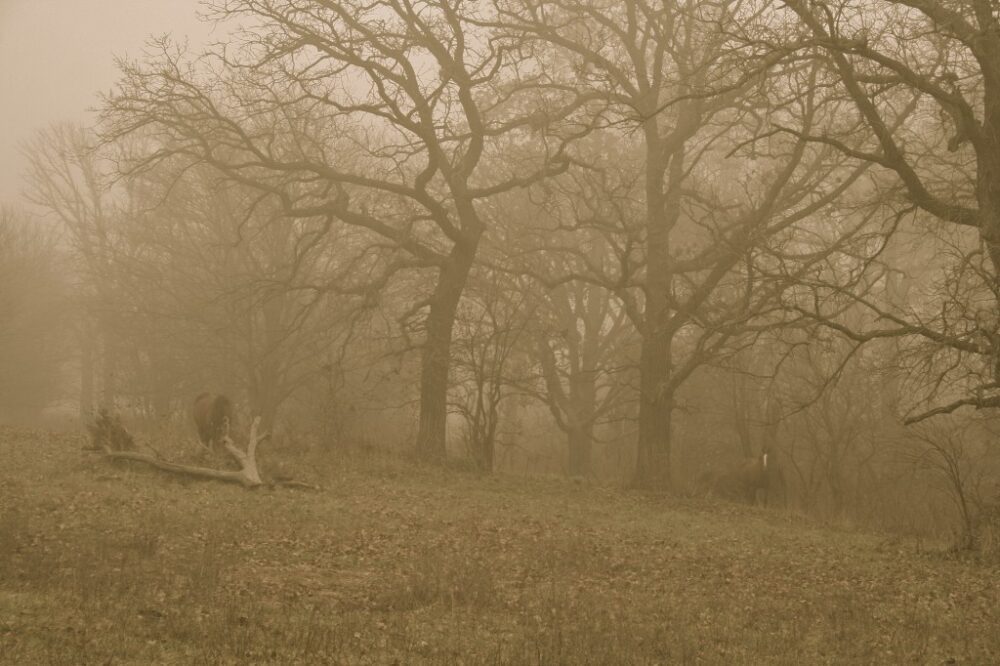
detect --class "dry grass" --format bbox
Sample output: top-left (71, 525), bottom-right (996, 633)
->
top-left (1, 426), bottom-right (998, 664)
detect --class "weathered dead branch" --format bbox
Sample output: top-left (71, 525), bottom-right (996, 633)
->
top-left (90, 415), bottom-right (282, 489)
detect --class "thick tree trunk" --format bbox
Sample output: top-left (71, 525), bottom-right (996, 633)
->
top-left (479, 430), bottom-right (496, 473)
top-left (566, 369), bottom-right (597, 476)
top-left (567, 424), bottom-right (593, 477)
top-left (978, 150), bottom-right (1000, 280)
top-left (979, 73), bottom-right (1000, 276)
top-left (79, 323), bottom-right (95, 420)
top-left (415, 240), bottom-right (478, 461)
top-left (100, 329), bottom-right (116, 410)
top-left (634, 366), bottom-right (674, 488)
top-left (633, 142), bottom-right (679, 489)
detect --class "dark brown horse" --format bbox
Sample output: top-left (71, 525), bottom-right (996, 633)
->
top-left (192, 393), bottom-right (235, 453)
top-left (703, 448), bottom-right (784, 506)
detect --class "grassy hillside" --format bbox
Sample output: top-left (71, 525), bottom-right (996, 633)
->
top-left (1, 427), bottom-right (997, 665)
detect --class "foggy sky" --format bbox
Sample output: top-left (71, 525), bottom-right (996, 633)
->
top-left (0, 0), bottom-right (210, 206)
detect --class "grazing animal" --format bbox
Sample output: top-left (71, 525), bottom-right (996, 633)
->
top-left (192, 393), bottom-right (235, 453)
top-left (704, 448), bottom-right (784, 506)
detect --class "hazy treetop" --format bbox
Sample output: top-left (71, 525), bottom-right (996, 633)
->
top-left (0, 0), bottom-right (210, 204)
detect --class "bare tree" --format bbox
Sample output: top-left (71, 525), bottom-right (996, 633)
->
top-left (113, 158), bottom-right (372, 432)
top-left (781, 334), bottom-right (881, 516)
top-left (497, 0), bottom-right (870, 487)
top-left (779, 0), bottom-right (1000, 423)
top-left (450, 270), bottom-right (531, 471)
top-left (100, 0), bottom-right (589, 461)
top-left (515, 244), bottom-right (635, 477)
top-left (25, 124), bottom-right (118, 415)
top-left (899, 417), bottom-right (1000, 550)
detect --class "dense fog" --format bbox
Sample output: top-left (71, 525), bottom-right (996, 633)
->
top-left (4, 0), bottom-right (1000, 550)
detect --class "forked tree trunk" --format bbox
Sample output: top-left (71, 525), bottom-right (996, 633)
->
top-left (415, 239), bottom-right (478, 461)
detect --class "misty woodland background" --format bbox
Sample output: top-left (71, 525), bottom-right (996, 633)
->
top-left (4, 0), bottom-right (1000, 661)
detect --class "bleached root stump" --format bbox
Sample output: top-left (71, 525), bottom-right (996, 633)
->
top-left (100, 417), bottom-right (269, 488)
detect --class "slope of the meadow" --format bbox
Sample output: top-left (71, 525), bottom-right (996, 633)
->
top-left (0, 427), bottom-right (997, 665)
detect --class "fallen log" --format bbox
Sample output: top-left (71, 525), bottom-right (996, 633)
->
top-left (88, 413), bottom-right (300, 489)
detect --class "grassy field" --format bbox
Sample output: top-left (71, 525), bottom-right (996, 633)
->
top-left (1, 427), bottom-right (998, 665)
